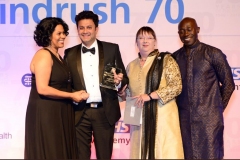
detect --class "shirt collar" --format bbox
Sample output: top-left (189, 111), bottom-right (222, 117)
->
top-left (183, 39), bottom-right (200, 49)
top-left (82, 39), bottom-right (97, 49)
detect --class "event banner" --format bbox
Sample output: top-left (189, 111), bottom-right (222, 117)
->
top-left (0, 0), bottom-right (240, 159)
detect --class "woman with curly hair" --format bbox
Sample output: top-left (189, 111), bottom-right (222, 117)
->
top-left (24, 17), bottom-right (89, 159)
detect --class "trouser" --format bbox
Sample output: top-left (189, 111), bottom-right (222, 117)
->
top-left (75, 104), bottom-right (115, 159)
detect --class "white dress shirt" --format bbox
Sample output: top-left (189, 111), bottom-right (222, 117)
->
top-left (81, 40), bottom-right (102, 103)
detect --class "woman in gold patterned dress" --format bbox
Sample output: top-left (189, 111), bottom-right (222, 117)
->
top-left (120, 26), bottom-right (184, 159)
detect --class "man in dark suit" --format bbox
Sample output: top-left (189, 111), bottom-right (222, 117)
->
top-left (64, 10), bottom-right (129, 159)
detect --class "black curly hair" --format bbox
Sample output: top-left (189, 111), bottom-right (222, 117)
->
top-left (33, 17), bottom-right (69, 47)
top-left (75, 10), bottom-right (99, 28)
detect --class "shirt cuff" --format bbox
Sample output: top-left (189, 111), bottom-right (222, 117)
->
top-left (115, 81), bottom-right (122, 91)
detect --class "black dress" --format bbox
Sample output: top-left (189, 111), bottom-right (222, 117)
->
top-left (24, 49), bottom-right (77, 159)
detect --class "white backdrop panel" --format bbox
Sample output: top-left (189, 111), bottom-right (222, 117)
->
top-left (0, 0), bottom-right (240, 159)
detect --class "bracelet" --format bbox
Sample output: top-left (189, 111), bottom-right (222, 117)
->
top-left (147, 93), bottom-right (153, 101)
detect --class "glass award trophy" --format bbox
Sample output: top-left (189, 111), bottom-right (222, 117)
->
top-left (100, 63), bottom-right (122, 90)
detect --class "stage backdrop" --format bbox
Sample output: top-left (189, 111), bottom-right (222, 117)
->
top-left (0, 0), bottom-right (240, 159)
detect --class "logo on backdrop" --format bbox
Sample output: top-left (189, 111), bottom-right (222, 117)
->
top-left (0, 0), bottom-right (184, 24)
top-left (22, 73), bottom-right (32, 87)
top-left (115, 121), bottom-right (130, 133)
top-left (231, 67), bottom-right (240, 91)
top-left (0, 132), bottom-right (12, 140)
top-left (232, 68), bottom-right (240, 80)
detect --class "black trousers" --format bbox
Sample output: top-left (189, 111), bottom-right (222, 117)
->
top-left (76, 104), bottom-right (115, 159)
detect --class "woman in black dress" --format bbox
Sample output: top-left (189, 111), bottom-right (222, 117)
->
top-left (24, 17), bottom-right (89, 159)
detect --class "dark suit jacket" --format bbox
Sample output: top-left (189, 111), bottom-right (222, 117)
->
top-left (64, 40), bottom-right (129, 126)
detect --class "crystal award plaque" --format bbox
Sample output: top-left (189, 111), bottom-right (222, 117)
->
top-left (100, 63), bottom-right (122, 90)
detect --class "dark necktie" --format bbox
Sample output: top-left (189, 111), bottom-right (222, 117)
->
top-left (82, 46), bottom-right (95, 54)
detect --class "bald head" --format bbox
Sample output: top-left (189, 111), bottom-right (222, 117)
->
top-left (178, 17), bottom-right (199, 30)
top-left (178, 17), bottom-right (200, 47)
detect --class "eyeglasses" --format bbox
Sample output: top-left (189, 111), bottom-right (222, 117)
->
top-left (137, 37), bottom-right (155, 41)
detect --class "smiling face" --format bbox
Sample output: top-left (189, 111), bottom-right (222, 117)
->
top-left (178, 18), bottom-right (200, 47)
top-left (49, 24), bottom-right (66, 49)
top-left (136, 32), bottom-right (156, 55)
top-left (77, 19), bottom-right (98, 47)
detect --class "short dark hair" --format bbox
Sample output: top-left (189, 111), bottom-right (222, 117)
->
top-left (75, 10), bottom-right (99, 28)
top-left (33, 17), bottom-right (69, 47)
top-left (136, 26), bottom-right (157, 42)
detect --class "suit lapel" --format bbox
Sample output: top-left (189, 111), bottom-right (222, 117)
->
top-left (76, 44), bottom-right (86, 89)
top-left (97, 40), bottom-right (104, 83)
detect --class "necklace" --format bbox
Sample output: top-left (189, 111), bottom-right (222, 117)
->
top-left (140, 58), bottom-right (146, 62)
